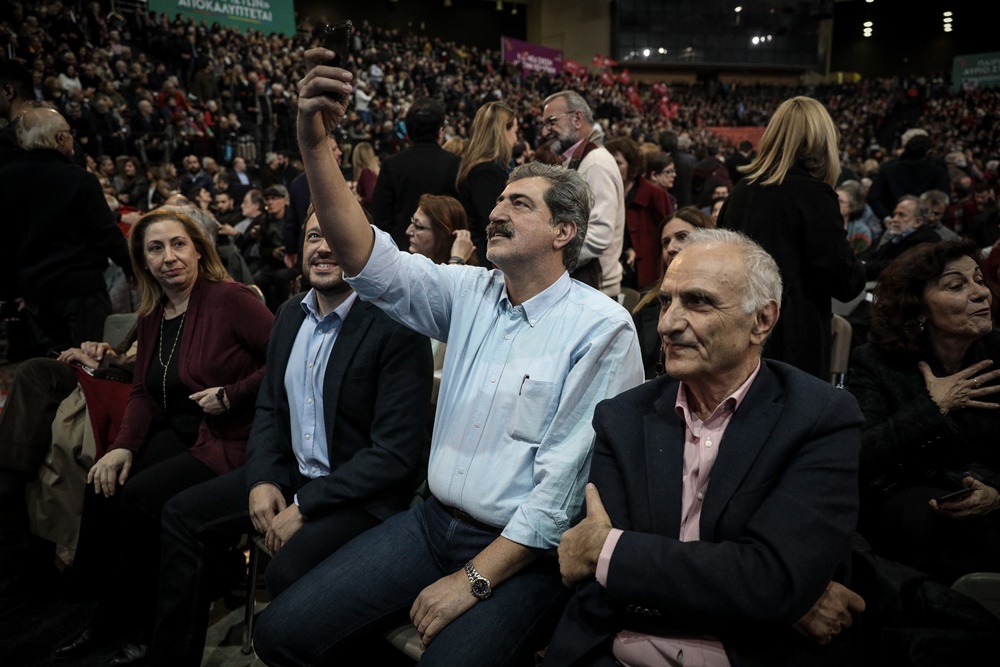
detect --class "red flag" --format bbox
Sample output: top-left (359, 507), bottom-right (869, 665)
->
top-left (563, 59), bottom-right (587, 77)
top-left (619, 68), bottom-right (630, 85)
top-left (602, 55), bottom-right (619, 67)
top-left (652, 82), bottom-right (668, 97)
top-left (626, 85), bottom-right (641, 108)
top-left (599, 70), bottom-right (615, 86)
top-left (592, 53), bottom-right (605, 67)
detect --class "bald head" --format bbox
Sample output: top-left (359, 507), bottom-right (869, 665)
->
top-left (16, 108), bottom-right (74, 156)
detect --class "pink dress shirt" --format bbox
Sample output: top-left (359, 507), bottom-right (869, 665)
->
top-left (596, 361), bottom-right (762, 667)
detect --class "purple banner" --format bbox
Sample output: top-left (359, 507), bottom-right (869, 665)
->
top-left (502, 36), bottom-right (564, 78)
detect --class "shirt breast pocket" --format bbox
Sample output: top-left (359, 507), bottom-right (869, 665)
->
top-left (506, 378), bottom-right (558, 444)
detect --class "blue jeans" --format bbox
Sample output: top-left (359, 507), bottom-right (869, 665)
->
top-left (253, 497), bottom-right (569, 666)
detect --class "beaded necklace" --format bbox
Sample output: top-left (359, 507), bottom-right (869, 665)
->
top-left (158, 310), bottom-right (187, 411)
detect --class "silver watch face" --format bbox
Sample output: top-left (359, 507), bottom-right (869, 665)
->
top-left (471, 578), bottom-right (491, 599)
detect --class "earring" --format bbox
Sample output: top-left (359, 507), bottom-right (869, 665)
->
top-left (918, 319), bottom-right (926, 331)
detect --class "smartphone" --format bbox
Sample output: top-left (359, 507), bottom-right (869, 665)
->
top-left (935, 487), bottom-right (973, 504)
top-left (322, 20), bottom-right (353, 68)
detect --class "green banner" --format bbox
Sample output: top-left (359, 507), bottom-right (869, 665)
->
top-left (148, 0), bottom-right (296, 37)
top-left (952, 52), bottom-right (1000, 92)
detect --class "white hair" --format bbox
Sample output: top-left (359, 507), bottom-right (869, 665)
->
top-left (684, 228), bottom-right (783, 315)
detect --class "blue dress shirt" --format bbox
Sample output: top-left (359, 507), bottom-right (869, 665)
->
top-left (285, 289), bottom-right (358, 480)
top-left (345, 227), bottom-right (644, 550)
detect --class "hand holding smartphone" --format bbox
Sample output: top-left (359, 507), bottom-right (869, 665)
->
top-left (321, 20), bottom-right (353, 102)
top-left (935, 487), bottom-right (974, 504)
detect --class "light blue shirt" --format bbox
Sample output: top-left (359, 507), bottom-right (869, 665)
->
top-left (345, 227), bottom-right (644, 550)
top-left (285, 289), bottom-right (358, 480)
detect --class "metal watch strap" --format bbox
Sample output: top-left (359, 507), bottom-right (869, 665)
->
top-left (464, 560), bottom-right (492, 600)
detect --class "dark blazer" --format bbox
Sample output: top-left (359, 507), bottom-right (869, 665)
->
top-left (867, 156), bottom-right (951, 221)
top-left (244, 293), bottom-right (433, 522)
top-left (369, 142), bottom-right (461, 250)
top-left (113, 277), bottom-right (273, 475)
top-left (0, 149), bottom-right (132, 301)
top-left (544, 361), bottom-right (862, 667)
top-left (719, 164), bottom-right (866, 380)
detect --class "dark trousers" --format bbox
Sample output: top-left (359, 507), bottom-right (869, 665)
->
top-left (253, 496), bottom-right (569, 667)
top-left (24, 291), bottom-right (111, 357)
top-left (151, 468), bottom-right (380, 667)
top-left (0, 358), bottom-right (78, 476)
top-left (73, 428), bottom-right (216, 638)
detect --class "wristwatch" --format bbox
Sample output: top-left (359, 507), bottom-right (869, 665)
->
top-left (464, 560), bottom-right (492, 600)
top-left (216, 387), bottom-right (229, 412)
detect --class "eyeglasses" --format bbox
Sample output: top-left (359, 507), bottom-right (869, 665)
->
top-left (409, 217), bottom-right (431, 232)
top-left (658, 168), bottom-right (677, 176)
top-left (542, 111), bottom-right (574, 129)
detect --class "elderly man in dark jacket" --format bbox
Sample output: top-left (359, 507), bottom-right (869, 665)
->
top-left (0, 108), bottom-right (132, 355)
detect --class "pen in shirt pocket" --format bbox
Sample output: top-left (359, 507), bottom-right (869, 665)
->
top-left (519, 374), bottom-right (529, 395)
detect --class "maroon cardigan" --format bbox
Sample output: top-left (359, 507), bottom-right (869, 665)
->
top-left (110, 276), bottom-right (273, 475)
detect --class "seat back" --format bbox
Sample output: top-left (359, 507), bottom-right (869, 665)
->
top-left (102, 312), bottom-right (138, 350)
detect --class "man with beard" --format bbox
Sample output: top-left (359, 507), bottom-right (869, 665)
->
top-left (541, 90), bottom-right (626, 297)
top-left (145, 211), bottom-right (434, 667)
top-left (180, 153), bottom-right (214, 197)
top-left (251, 51), bottom-right (643, 666)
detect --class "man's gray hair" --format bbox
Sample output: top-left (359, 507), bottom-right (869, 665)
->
top-left (898, 193), bottom-right (929, 223)
top-left (15, 108), bottom-right (66, 151)
top-left (507, 161), bottom-right (593, 271)
top-left (543, 90), bottom-right (594, 125)
top-left (684, 228), bottom-right (783, 315)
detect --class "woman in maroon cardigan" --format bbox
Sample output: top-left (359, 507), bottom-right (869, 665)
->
top-left (56, 208), bottom-right (273, 664)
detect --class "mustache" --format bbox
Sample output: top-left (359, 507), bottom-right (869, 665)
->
top-left (486, 222), bottom-right (514, 239)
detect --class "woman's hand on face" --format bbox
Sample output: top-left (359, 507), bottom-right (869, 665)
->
top-left (190, 387), bottom-right (228, 415)
top-left (930, 477), bottom-right (1000, 519)
top-left (918, 360), bottom-right (1000, 415)
top-left (450, 230), bottom-right (475, 263)
top-left (87, 448), bottom-right (133, 498)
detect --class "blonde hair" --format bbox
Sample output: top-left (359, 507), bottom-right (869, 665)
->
top-left (442, 136), bottom-right (466, 156)
top-left (128, 208), bottom-right (231, 316)
top-left (740, 96), bottom-right (841, 188)
top-left (456, 101), bottom-right (516, 187)
top-left (351, 141), bottom-right (379, 178)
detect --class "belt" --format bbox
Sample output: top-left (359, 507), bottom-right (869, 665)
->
top-left (440, 504), bottom-right (502, 534)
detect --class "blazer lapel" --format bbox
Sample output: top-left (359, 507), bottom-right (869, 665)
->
top-left (700, 362), bottom-right (784, 541)
top-left (321, 299), bottom-right (375, 436)
top-left (644, 383), bottom-right (686, 537)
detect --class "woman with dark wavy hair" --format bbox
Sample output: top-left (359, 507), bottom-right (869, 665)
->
top-left (848, 238), bottom-right (1000, 583)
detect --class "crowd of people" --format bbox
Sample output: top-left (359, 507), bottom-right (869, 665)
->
top-left (2, 1), bottom-right (1000, 666)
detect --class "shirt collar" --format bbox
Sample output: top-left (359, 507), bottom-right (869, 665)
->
top-left (675, 359), bottom-right (762, 428)
top-left (498, 271), bottom-right (572, 327)
top-left (300, 289), bottom-right (357, 324)
top-left (561, 138), bottom-right (587, 164)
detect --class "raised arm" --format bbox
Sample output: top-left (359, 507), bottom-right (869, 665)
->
top-left (296, 49), bottom-right (376, 276)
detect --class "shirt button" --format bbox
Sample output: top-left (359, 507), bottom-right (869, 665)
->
top-left (490, 377), bottom-right (496, 383)
top-left (311, 466), bottom-right (318, 473)
top-left (697, 491), bottom-right (704, 501)
top-left (308, 362), bottom-right (314, 368)
top-left (504, 335), bottom-right (510, 340)
top-left (475, 422), bottom-right (481, 428)
top-left (307, 397), bottom-right (313, 404)
top-left (705, 439), bottom-right (713, 448)
top-left (529, 319), bottom-right (536, 325)
top-left (458, 467), bottom-right (465, 474)
top-left (305, 434), bottom-right (311, 440)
